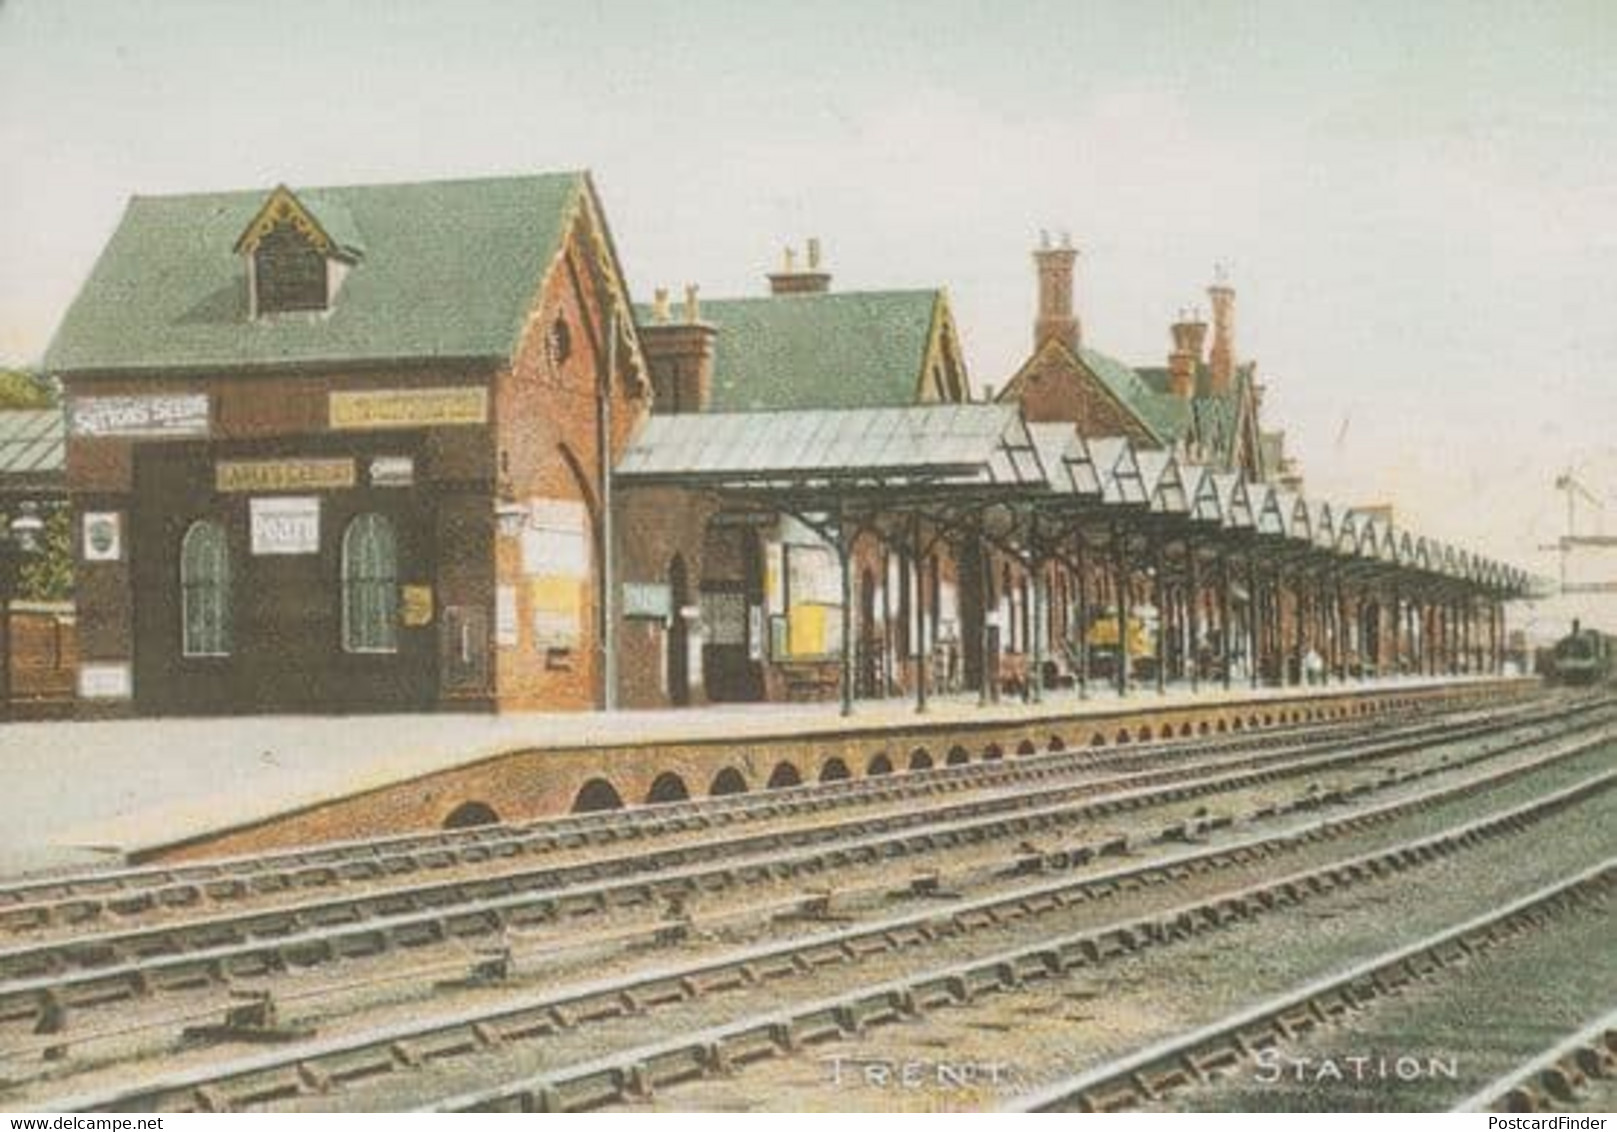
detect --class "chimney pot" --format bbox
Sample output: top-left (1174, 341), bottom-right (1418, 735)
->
top-left (652, 287), bottom-right (671, 323)
top-left (684, 283), bottom-right (700, 324)
top-left (767, 239), bottom-right (831, 295)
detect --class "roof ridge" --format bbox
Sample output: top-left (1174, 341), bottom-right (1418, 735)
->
top-left (125, 170), bottom-right (588, 206)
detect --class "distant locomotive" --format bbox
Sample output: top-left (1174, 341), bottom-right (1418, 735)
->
top-left (1547, 621), bottom-right (1614, 686)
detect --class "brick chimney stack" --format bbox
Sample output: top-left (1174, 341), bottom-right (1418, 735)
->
top-left (1167, 310), bottom-right (1198, 400)
top-left (1207, 267), bottom-right (1236, 396)
top-left (767, 238), bottom-right (832, 295)
top-left (1033, 230), bottom-right (1080, 353)
top-left (639, 282), bottom-right (717, 414)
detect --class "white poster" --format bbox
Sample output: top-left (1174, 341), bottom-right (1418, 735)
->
top-left (250, 497), bottom-right (320, 555)
top-left (495, 585), bottom-right (518, 647)
top-left (78, 662), bottom-right (132, 700)
top-left (520, 498), bottom-right (590, 577)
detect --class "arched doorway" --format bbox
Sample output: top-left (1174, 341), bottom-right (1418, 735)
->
top-left (700, 522), bottom-right (764, 701)
top-left (857, 564), bottom-right (880, 698)
top-left (668, 555), bottom-right (690, 706)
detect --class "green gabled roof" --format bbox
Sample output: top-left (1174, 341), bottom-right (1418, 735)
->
top-left (1134, 361), bottom-right (1218, 398)
top-left (1075, 345), bottom-right (1188, 445)
top-left (636, 290), bottom-right (940, 412)
top-left (46, 172), bottom-right (588, 375)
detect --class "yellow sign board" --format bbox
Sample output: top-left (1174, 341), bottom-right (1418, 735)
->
top-left (401, 585), bottom-right (434, 627)
top-left (216, 458), bottom-right (356, 493)
top-left (329, 386), bottom-right (489, 431)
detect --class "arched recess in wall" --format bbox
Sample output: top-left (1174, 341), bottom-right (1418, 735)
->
top-left (647, 772), bottom-right (690, 804)
top-left (710, 767), bottom-right (749, 796)
top-left (767, 762), bottom-right (803, 789)
top-left (573, 778), bottom-right (624, 812)
top-left (443, 801), bottom-right (500, 829)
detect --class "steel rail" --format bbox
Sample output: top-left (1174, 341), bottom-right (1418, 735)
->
top-left (1, 705), bottom-right (1596, 1022)
top-left (430, 809), bottom-right (1617, 1112)
top-left (1004, 863), bottom-right (1615, 1113)
top-left (7, 718), bottom-right (1606, 1070)
top-left (1451, 1009), bottom-right (1617, 1113)
top-left (0, 691), bottom-right (1542, 918)
top-left (42, 742), bottom-right (1616, 1112)
top-left (1, 697), bottom-right (1507, 926)
top-left (0, 708), bottom-right (1542, 949)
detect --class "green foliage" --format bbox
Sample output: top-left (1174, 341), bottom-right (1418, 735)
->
top-left (0, 369), bottom-right (54, 409)
top-left (16, 505), bottom-right (72, 603)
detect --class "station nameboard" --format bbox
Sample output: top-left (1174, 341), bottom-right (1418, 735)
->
top-left (216, 458), bottom-right (357, 493)
top-left (69, 394), bottom-right (209, 438)
top-left (328, 387), bottom-right (488, 431)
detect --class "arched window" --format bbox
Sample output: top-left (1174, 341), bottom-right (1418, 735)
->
top-left (343, 513), bottom-right (398, 653)
top-left (181, 520), bottom-right (231, 657)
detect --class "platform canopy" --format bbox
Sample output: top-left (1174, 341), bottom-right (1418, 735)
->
top-left (0, 409), bottom-right (66, 498)
top-left (615, 403), bottom-right (1540, 600)
top-left (616, 402), bottom-right (1048, 500)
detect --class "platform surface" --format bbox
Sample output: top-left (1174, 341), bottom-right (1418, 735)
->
top-left (0, 675), bottom-right (1509, 878)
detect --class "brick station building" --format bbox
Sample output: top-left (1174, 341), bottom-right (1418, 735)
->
top-left (47, 173), bottom-right (649, 715)
top-left (43, 171), bottom-right (1528, 719)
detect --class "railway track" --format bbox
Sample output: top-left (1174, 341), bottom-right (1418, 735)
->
top-left (3, 698), bottom-right (1526, 932)
top-left (1453, 1010), bottom-right (1617, 1113)
top-left (2, 703), bottom-right (1604, 1035)
top-left (1005, 864), bottom-right (1615, 1113)
top-left (33, 728), bottom-right (1615, 1113)
top-left (6, 706), bottom-right (1606, 1092)
top-left (429, 790), bottom-right (1617, 1113)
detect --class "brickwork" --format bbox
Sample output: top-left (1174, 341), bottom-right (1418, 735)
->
top-left (1000, 340), bottom-right (1156, 444)
top-left (137, 677), bottom-right (1537, 863)
top-left (491, 204), bottom-right (652, 711)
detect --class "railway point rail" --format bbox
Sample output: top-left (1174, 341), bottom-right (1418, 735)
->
top-left (0, 674), bottom-right (1530, 880)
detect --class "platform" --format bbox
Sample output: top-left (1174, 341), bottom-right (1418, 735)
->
top-left (0, 675), bottom-right (1533, 877)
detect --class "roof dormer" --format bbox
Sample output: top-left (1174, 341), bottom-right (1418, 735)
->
top-left (234, 184), bottom-right (362, 319)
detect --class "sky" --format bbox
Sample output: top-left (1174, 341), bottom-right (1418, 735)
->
top-left (1, 0), bottom-right (1614, 637)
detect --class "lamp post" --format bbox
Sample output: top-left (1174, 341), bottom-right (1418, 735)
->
top-left (0, 502), bottom-right (44, 722)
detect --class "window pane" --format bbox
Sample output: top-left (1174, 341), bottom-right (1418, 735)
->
top-left (180, 520), bottom-right (230, 656)
top-left (343, 513), bottom-right (398, 652)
